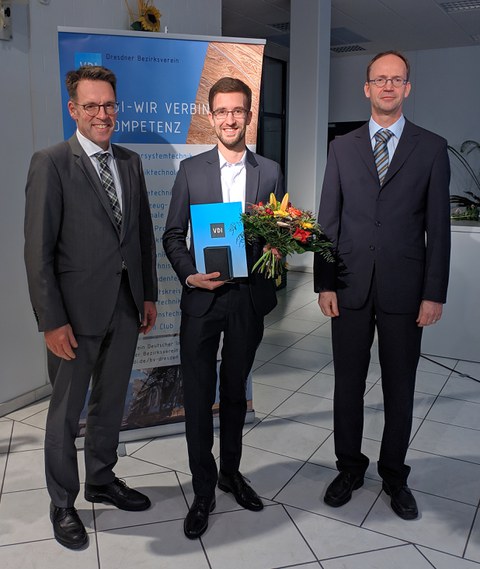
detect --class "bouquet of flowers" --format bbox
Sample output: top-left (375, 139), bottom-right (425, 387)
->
top-left (241, 193), bottom-right (333, 279)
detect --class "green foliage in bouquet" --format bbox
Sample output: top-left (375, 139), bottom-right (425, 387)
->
top-left (240, 193), bottom-right (334, 279)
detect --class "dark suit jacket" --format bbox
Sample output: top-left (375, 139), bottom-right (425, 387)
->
top-left (314, 119), bottom-right (451, 313)
top-left (24, 134), bottom-right (157, 335)
top-left (162, 147), bottom-right (285, 318)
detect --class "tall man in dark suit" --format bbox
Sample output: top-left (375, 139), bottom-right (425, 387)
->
top-left (24, 66), bottom-right (158, 549)
top-left (163, 77), bottom-right (284, 539)
top-left (314, 51), bottom-right (451, 520)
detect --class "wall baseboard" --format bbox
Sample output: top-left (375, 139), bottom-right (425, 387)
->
top-left (0, 383), bottom-right (52, 418)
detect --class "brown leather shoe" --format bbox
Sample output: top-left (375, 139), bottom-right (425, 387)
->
top-left (324, 472), bottom-right (364, 507)
top-left (85, 477), bottom-right (151, 511)
top-left (50, 502), bottom-right (88, 550)
top-left (382, 481), bottom-right (418, 520)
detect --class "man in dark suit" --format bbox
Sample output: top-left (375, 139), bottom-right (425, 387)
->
top-left (24, 66), bottom-right (158, 549)
top-left (163, 77), bottom-right (284, 539)
top-left (314, 51), bottom-right (451, 520)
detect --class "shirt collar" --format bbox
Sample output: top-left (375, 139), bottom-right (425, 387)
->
top-left (76, 129), bottom-right (113, 158)
top-left (369, 115), bottom-right (405, 141)
top-left (218, 148), bottom-right (247, 169)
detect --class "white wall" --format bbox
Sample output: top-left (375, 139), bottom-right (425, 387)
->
top-left (0, 3), bottom-right (44, 411)
top-left (0, 0), bottom-right (221, 412)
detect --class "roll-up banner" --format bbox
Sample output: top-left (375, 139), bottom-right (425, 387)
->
top-left (57, 28), bottom-right (265, 441)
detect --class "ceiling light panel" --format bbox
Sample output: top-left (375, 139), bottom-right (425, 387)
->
top-left (439, 1), bottom-right (480, 13)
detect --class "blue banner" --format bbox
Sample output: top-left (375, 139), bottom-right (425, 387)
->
top-left (59, 31), bottom-right (208, 144)
top-left (58, 28), bottom-right (265, 436)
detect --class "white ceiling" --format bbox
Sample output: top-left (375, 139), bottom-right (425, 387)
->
top-left (222, 0), bottom-right (480, 56)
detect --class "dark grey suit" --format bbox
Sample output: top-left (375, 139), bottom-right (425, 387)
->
top-left (24, 134), bottom-right (157, 507)
top-left (163, 147), bottom-right (284, 497)
top-left (314, 119), bottom-right (451, 485)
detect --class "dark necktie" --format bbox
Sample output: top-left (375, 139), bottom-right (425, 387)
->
top-left (95, 152), bottom-right (122, 229)
top-left (373, 129), bottom-right (394, 185)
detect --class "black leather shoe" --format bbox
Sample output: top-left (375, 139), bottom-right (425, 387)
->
top-left (324, 472), bottom-right (364, 507)
top-left (50, 502), bottom-right (88, 550)
top-left (85, 477), bottom-right (151, 511)
top-left (382, 482), bottom-right (418, 520)
top-left (218, 471), bottom-right (264, 511)
top-left (184, 495), bottom-right (216, 539)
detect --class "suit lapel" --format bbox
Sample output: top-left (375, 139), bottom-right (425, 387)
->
top-left (382, 120), bottom-right (420, 187)
top-left (113, 145), bottom-right (130, 240)
top-left (354, 124), bottom-right (379, 184)
top-left (354, 120), bottom-right (421, 190)
top-left (68, 135), bottom-right (121, 237)
top-left (205, 147), bottom-right (223, 203)
top-left (245, 149), bottom-right (260, 206)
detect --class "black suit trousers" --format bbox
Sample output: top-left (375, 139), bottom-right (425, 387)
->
top-left (45, 275), bottom-right (140, 507)
top-left (180, 283), bottom-right (264, 497)
top-left (331, 274), bottom-right (423, 486)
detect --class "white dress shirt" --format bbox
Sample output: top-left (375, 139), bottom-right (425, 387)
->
top-left (218, 149), bottom-right (247, 212)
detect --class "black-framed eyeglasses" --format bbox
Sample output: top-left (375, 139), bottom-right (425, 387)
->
top-left (211, 107), bottom-right (248, 120)
top-left (73, 101), bottom-right (119, 117)
top-left (368, 77), bottom-right (408, 88)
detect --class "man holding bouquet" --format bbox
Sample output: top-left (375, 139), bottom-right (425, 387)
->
top-left (163, 77), bottom-right (284, 539)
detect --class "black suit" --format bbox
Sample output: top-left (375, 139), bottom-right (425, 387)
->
top-left (163, 147), bottom-right (284, 497)
top-left (314, 119), bottom-right (450, 485)
top-left (24, 134), bottom-right (157, 507)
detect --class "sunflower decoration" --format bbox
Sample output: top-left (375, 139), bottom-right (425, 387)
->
top-left (125, 0), bottom-right (161, 32)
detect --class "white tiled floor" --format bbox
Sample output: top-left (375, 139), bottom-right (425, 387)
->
top-left (2, 271), bottom-right (480, 568)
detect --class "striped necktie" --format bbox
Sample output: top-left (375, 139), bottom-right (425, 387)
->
top-left (373, 129), bottom-right (394, 185)
top-left (95, 152), bottom-right (122, 229)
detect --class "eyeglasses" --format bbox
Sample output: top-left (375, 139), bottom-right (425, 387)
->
top-left (368, 77), bottom-right (408, 88)
top-left (73, 101), bottom-right (119, 117)
top-left (211, 108), bottom-right (248, 120)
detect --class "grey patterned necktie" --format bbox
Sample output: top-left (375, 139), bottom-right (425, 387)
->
top-left (95, 152), bottom-right (122, 229)
top-left (373, 129), bottom-right (394, 185)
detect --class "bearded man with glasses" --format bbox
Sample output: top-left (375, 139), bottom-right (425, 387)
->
top-left (24, 65), bottom-right (158, 549)
top-left (163, 76), bottom-right (285, 539)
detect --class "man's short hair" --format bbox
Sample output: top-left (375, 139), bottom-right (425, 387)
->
top-left (65, 65), bottom-right (117, 100)
top-left (366, 51), bottom-right (410, 82)
top-left (208, 77), bottom-right (252, 111)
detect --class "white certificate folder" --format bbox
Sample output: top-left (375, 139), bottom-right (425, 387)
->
top-left (190, 202), bottom-right (248, 278)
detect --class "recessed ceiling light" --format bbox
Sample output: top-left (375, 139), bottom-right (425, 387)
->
top-left (439, 1), bottom-right (480, 13)
top-left (331, 45), bottom-right (366, 54)
top-left (269, 22), bottom-right (290, 32)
